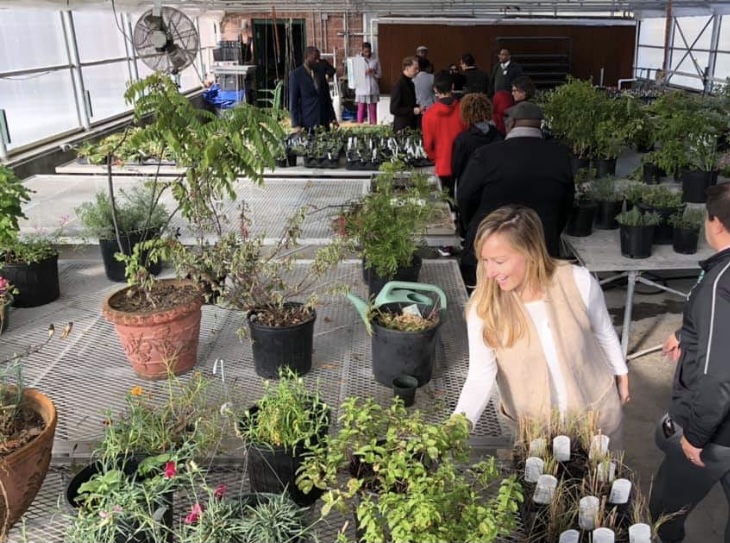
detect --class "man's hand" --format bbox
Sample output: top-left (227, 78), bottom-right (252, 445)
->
top-left (616, 374), bottom-right (630, 405)
top-left (365, 68), bottom-right (374, 75)
top-left (681, 435), bottom-right (705, 467)
top-left (413, 106), bottom-right (422, 115)
top-left (663, 333), bottom-right (681, 362)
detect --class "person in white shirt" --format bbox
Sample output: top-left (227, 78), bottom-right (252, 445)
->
top-left (453, 205), bottom-right (630, 449)
top-left (354, 42), bottom-right (381, 124)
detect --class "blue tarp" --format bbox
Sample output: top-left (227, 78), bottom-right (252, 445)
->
top-left (202, 83), bottom-right (245, 109)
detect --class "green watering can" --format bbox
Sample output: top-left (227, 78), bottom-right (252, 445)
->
top-left (347, 281), bottom-right (448, 335)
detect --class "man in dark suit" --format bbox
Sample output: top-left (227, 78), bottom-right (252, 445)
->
top-left (390, 56), bottom-right (422, 132)
top-left (289, 46), bottom-right (336, 132)
top-left (457, 101), bottom-right (574, 290)
top-left (491, 49), bottom-right (524, 95)
top-left (459, 53), bottom-right (492, 97)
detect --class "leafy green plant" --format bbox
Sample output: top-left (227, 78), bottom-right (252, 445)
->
top-left (2, 231), bottom-right (62, 265)
top-left (298, 397), bottom-right (523, 543)
top-left (0, 165), bottom-right (32, 249)
top-left (339, 161), bottom-right (437, 279)
top-left (75, 184), bottom-right (169, 240)
top-left (669, 208), bottom-right (705, 230)
top-left (588, 177), bottom-right (623, 203)
top-left (640, 185), bottom-right (683, 209)
top-left (236, 368), bottom-right (329, 453)
top-left (593, 94), bottom-right (635, 160)
top-left (542, 77), bottom-right (602, 158)
top-left (616, 208), bottom-right (661, 227)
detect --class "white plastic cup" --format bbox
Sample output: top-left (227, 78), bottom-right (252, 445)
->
top-left (558, 530), bottom-right (580, 543)
top-left (590, 434), bottom-right (610, 459)
top-left (629, 523), bottom-right (652, 543)
top-left (609, 478), bottom-right (632, 504)
top-left (553, 435), bottom-right (571, 462)
top-left (533, 474), bottom-right (558, 504)
top-left (524, 456), bottom-right (544, 483)
top-left (529, 437), bottom-right (546, 456)
top-left (593, 527), bottom-right (616, 543)
top-left (578, 496), bottom-right (600, 531)
top-left (597, 461), bottom-right (617, 483)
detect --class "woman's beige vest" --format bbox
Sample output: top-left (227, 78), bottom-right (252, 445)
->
top-left (493, 264), bottom-right (623, 440)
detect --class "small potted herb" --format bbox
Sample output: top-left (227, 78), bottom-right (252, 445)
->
top-left (616, 208), bottom-right (661, 259)
top-left (588, 177), bottom-right (624, 230)
top-left (670, 208), bottom-right (705, 255)
top-left (565, 168), bottom-right (597, 237)
top-left (236, 368), bottom-right (329, 506)
top-left (637, 185), bottom-right (684, 245)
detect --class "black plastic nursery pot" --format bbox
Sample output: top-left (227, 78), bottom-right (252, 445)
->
top-left (370, 302), bottom-right (442, 388)
top-left (570, 154), bottom-right (591, 175)
top-left (642, 163), bottom-right (663, 184)
top-left (638, 203), bottom-right (680, 245)
top-left (593, 200), bottom-right (623, 230)
top-left (99, 231), bottom-right (163, 283)
top-left (620, 225), bottom-right (654, 259)
top-left (673, 227), bottom-right (700, 255)
top-left (367, 254), bottom-right (423, 298)
top-left (247, 304), bottom-right (316, 379)
top-left (244, 405), bottom-right (329, 506)
top-left (594, 157), bottom-right (617, 179)
top-left (0, 254), bottom-right (60, 308)
top-left (392, 375), bottom-right (419, 407)
top-left (681, 168), bottom-right (718, 204)
top-left (565, 202), bottom-right (596, 237)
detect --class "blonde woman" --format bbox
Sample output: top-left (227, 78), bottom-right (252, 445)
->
top-left (453, 205), bottom-right (630, 448)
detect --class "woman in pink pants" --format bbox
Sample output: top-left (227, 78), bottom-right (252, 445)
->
top-left (355, 42), bottom-right (381, 124)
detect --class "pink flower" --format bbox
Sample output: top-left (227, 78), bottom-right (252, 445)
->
top-left (0, 277), bottom-right (9, 293)
top-left (163, 461), bottom-right (177, 479)
top-left (184, 503), bottom-right (204, 524)
top-left (214, 483), bottom-right (227, 499)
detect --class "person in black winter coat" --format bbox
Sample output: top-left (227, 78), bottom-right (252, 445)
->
top-left (457, 101), bottom-right (574, 290)
top-left (459, 53), bottom-right (492, 97)
top-left (451, 93), bottom-right (503, 187)
top-left (289, 46), bottom-right (336, 131)
top-left (650, 183), bottom-right (730, 543)
top-left (390, 56), bottom-right (422, 132)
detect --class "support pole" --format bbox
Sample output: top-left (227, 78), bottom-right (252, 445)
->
top-left (662, 0), bottom-right (673, 73)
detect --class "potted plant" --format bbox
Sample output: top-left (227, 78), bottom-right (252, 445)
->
top-left (0, 165), bottom-right (62, 308)
top-left (297, 397), bottom-right (523, 542)
top-left (681, 130), bottom-right (721, 203)
top-left (216, 204), bottom-right (350, 379)
top-left (648, 91), bottom-right (696, 179)
top-left (236, 368), bottom-right (329, 506)
top-left (616, 208), bottom-right (661, 259)
top-left (0, 327), bottom-right (68, 538)
top-left (588, 177), bottom-right (624, 230)
top-left (339, 161), bottom-right (438, 296)
top-left (75, 184), bottom-right (169, 282)
top-left (564, 168), bottom-right (597, 237)
top-left (670, 208), bottom-right (705, 255)
top-left (638, 185), bottom-right (684, 245)
top-left (0, 277), bottom-right (16, 335)
top-left (592, 94), bottom-right (632, 178)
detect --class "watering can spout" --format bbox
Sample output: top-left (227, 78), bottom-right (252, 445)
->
top-left (346, 292), bottom-right (371, 328)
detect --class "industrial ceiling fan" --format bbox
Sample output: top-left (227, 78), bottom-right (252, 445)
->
top-left (133, 1), bottom-right (199, 74)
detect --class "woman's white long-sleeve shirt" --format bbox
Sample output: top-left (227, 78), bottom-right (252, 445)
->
top-left (453, 265), bottom-right (628, 427)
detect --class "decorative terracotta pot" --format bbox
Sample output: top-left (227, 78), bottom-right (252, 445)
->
top-left (102, 279), bottom-right (203, 379)
top-left (0, 388), bottom-right (57, 531)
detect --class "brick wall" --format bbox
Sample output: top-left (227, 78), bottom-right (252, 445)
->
top-left (221, 11), bottom-right (364, 75)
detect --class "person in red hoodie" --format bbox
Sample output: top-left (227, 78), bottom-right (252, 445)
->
top-left (422, 71), bottom-right (467, 202)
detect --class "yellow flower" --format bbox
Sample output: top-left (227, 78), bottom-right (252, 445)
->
top-left (130, 386), bottom-right (143, 397)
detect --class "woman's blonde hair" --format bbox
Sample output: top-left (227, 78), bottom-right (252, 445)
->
top-left (468, 205), bottom-right (556, 349)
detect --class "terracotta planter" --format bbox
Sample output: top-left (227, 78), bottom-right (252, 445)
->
top-left (102, 279), bottom-right (203, 379)
top-left (1, 388), bottom-right (57, 531)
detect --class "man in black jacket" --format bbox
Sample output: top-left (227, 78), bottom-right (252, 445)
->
top-left (651, 183), bottom-right (730, 543)
top-left (456, 101), bottom-right (573, 290)
top-left (289, 47), bottom-right (336, 132)
top-left (390, 56), bottom-right (422, 132)
top-left (459, 53), bottom-right (492, 97)
top-left (491, 49), bottom-right (523, 95)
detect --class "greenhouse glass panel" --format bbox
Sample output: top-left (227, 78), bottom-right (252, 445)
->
top-left (636, 46), bottom-right (664, 74)
top-left (0, 69), bottom-right (78, 150)
top-left (715, 53), bottom-right (730, 81)
top-left (672, 16), bottom-right (713, 50)
top-left (670, 73), bottom-right (704, 90)
top-left (638, 18), bottom-right (666, 46)
top-left (179, 62), bottom-right (203, 92)
top-left (82, 60), bottom-right (132, 121)
top-left (73, 11), bottom-right (128, 63)
top-left (0, 11), bottom-right (67, 73)
top-left (719, 17), bottom-right (730, 53)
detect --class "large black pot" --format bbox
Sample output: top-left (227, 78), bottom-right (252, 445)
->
top-left (570, 154), bottom-right (591, 176)
top-left (642, 163), bottom-right (664, 184)
top-left (565, 202), bottom-right (597, 237)
top-left (594, 158), bottom-right (617, 179)
top-left (673, 227), bottom-right (700, 255)
top-left (620, 225), bottom-right (654, 259)
top-left (593, 200), bottom-right (623, 230)
top-left (681, 169), bottom-right (718, 204)
top-left (370, 302), bottom-right (442, 388)
top-left (638, 203), bottom-right (681, 245)
top-left (99, 231), bottom-right (163, 283)
top-left (248, 303), bottom-right (316, 379)
top-left (244, 404), bottom-right (329, 506)
top-left (367, 254), bottom-right (422, 297)
top-left (0, 253), bottom-right (60, 307)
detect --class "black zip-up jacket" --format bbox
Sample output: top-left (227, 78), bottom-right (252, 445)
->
top-left (670, 247), bottom-right (730, 448)
top-left (451, 124), bottom-right (503, 186)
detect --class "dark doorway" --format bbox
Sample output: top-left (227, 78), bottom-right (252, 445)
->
top-left (252, 19), bottom-right (306, 108)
